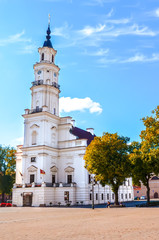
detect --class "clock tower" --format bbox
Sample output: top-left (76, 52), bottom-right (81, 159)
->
top-left (31, 22), bottom-right (60, 116)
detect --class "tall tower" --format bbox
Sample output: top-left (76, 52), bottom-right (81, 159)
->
top-left (31, 22), bottom-right (60, 116)
top-left (23, 21), bottom-right (60, 149)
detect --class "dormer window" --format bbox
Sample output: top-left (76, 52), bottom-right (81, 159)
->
top-left (41, 53), bottom-right (44, 61)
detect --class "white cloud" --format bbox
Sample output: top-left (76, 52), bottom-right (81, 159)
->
top-left (83, 48), bottom-right (109, 56)
top-left (147, 8), bottom-right (159, 18)
top-left (121, 53), bottom-right (159, 63)
top-left (106, 8), bottom-right (114, 18)
top-left (59, 97), bottom-right (102, 114)
top-left (78, 24), bottom-right (106, 37)
top-left (105, 18), bottom-right (130, 24)
top-left (52, 22), bottom-right (71, 39)
top-left (156, 8), bottom-right (159, 17)
top-left (0, 30), bottom-right (31, 46)
top-left (84, 0), bottom-right (117, 6)
top-left (97, 53), bottom-right (159, 66)
top-left (52, 19), bottom-right (158, 49)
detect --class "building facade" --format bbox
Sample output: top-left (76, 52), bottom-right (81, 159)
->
top-left (134, 176), bottom-right (159, 199)
top-left (12, 23), bottom-right (134, 207)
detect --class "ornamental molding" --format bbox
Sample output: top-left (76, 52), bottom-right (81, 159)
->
top-left (27, 165), bottom-right (38, 172)
top-left (30, 124), bottom-right (40, 129)
top-left (50, 166), bottom-right (58, 173)
top-left (38, 152), bottom-right (48, 156)
top-left (64, 166), bottom-right (74, 173)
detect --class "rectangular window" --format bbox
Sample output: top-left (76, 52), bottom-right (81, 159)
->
top-left (125, 194), bottom-right (127, 199)
top-left (96, 193), bottom-right (98, 200)
top-left (129, 193), bottom-right (131, 199)
top-left (52, 175), bottom-right (56, 184)
top-left (88, 174), bottom-right (91, 184)
top-left (107, 193), bottom-right (109, 200)
top-left (67, 175), bottom-right (72, 184)
top-left (112, 193), bottom-right (114, 200)
top-left (90, 193), bottom-right (92, 200)
top-left (121, 193), bottom-right (123, 199)
top-left (101, 193), bottom-right (104, 200)
top-left (30, 174), bottom-right (34, 183)
top-left (31, 157), bottom-right (36, 162)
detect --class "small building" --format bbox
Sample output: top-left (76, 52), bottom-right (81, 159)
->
top-left (12, 22), bottom-right (134, 207)
top-left (134, 176), bottom-right (159, 199)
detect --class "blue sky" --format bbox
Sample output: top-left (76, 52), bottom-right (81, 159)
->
top-left (0, 0), bottom-right (159, 147)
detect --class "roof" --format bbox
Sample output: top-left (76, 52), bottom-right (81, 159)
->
top-left (151, 176), bottom-right (159, 180)
top-left (70, 126), bottom-right (95, 146)
top-left (43, 25), bottom-right (53, 48)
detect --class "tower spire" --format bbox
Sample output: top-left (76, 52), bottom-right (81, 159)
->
top-left (43, 14), bottom-right (53, 48)
top-left (48, 13), bottom-right (50, 27)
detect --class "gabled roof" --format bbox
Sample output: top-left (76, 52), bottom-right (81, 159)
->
top-left (70, 126), bottom-right (95, 146)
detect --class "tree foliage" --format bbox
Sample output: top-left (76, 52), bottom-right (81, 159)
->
top-left (84, 132), bottom-right (131, 205)
top-left (0, 146), bottom-right (16, 202)
top-left (130, 106), bottom-right (159, 204)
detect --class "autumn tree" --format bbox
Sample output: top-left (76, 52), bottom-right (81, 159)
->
top-left (0, 146), bottom-right (16, 202)
top-left (84, 132), bottom-right (131, 205)
top-left (130, 106), bottom-right (159, 204)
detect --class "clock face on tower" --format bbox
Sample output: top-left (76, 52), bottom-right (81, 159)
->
top-left (38, 70), bottom-right (42, 75)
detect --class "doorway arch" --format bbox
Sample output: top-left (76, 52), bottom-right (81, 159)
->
top-left (154, 192), bottom-right (158, 198)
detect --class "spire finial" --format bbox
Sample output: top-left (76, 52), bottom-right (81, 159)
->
top-left (48, 14), bottom-right (50, 27)
top-left (43, 15), bottom-right (53, 48)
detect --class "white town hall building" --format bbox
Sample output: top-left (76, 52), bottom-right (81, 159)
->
top-left (12, 22), bottom-right (134, 207)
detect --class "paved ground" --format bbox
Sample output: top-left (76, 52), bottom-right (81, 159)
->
top-left (1, 206), bottom-right (159, 240)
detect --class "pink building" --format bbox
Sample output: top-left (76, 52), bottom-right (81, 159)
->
top-left (134, 176), bottom-right (159, 199)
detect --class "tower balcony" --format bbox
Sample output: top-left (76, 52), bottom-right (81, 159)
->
top-left (32, 80), bottom-right (60, 90)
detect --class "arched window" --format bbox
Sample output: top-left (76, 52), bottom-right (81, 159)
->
top-left (32, 131), bottom-right (37, 145)
top-left (52, 55), bottom-right (54, 63)
top-left (41, 53), bottom-right (44, 61)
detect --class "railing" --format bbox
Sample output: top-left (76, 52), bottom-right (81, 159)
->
top-left (32, 80), bottom-right (43, 86)
top-left (32, 80), bottom-right (60, 90)
top-left (13, 182), bottom-right (76, 188)
top-left (29, 108), bottom-right (42, 114)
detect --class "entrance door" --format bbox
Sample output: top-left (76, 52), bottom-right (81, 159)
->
top-left (154, 192), bottom-right (158, 198)
top-left (23, 193), bottom-right (33, 206)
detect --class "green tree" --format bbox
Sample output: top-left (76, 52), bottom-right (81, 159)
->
top-left (84, 132), bottom-right (131, 205)
top-left (0, 146), bottom-right (16, 202)
top-left (130, 106), bottom-right (159, 204)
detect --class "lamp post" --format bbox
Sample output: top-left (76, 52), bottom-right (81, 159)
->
top-left (91, 175), bottom-right (95, 210)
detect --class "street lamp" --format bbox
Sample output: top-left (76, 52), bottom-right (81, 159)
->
top-left (91, 175), bottom-right (95, 209)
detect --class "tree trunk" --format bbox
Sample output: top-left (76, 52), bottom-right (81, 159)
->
top-left (114, 188), bottom-right (119, 205)
top-left (146, 179), bottom-right (150, 205)
top-left (2, 192), bottom-right (5, 202)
